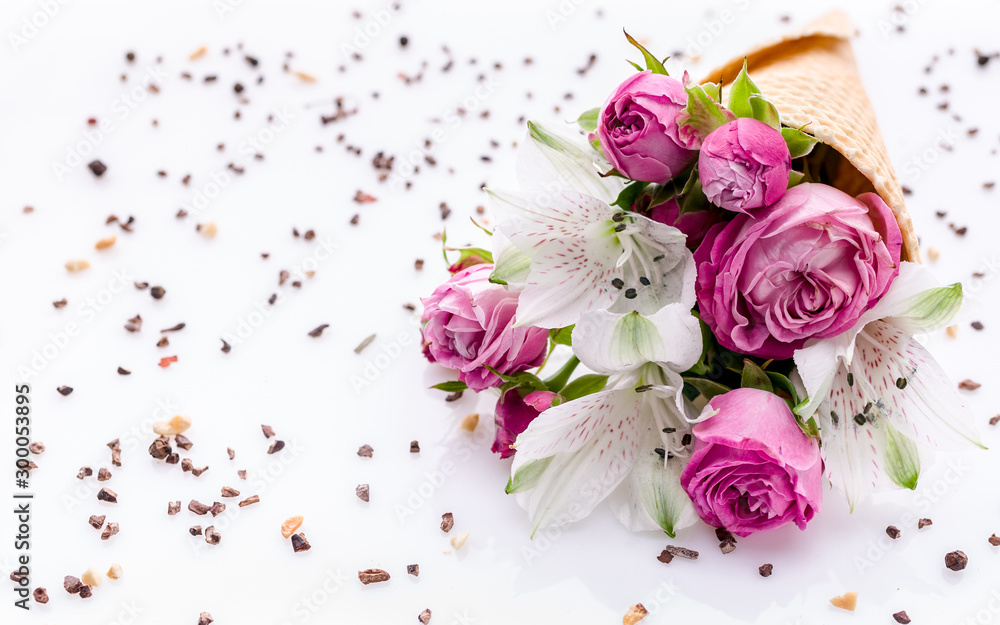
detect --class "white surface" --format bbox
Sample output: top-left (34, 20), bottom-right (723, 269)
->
top-left (1, 0), bottom-right (999, 623)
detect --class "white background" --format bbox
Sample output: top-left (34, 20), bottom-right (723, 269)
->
top-left (1, 0), bottom-right (999, 623)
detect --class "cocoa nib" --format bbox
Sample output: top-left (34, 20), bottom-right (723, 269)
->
top-left (358, 568), bottom-right (390, 584)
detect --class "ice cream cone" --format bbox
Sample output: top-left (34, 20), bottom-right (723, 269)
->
top-left (702, 10), bottom-right (919, 262)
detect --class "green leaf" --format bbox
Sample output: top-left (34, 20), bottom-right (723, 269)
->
top-left (766, 371), bottom-right (800, 409)
top-left (700, 81), bottom-right (722, 103)
top-left (506, 457), bottom-right (553, 494)
top-left (576, 107), bottom-right (600, 133)
top-left (446, 246), bottom-right (493, 270)
top-left (885, 422), bottom-right (921, 490)
top-left (624, 30), bottom-right (668, 75)
top-left (682, 377), bottom-right (732, 401)
top-left (611, 180), bottom-right (650, 209)
top-left (559, 374), bottom-right (609, 402)
top-left (431, 381), bottom-right (467, 393)
top-left (678, 172), bottom-right (708, 216)
top-left (740, 359), bottom-right (773, 393)
top-left (549, 326), bottom-right (574, 346)
top-left (787, 170), bottom-right (805, 188)
top-left (626, 59), bottom-right (644, 72)
top-left (541, 355), bottom-right (580, 393)
top-left (727, 59), bottom-right (762, 118)
top-left (781, 127), bottom-right (819, 159)
top-left (748, 94), bottom-right (780, 129)
top-left (676, 83), bottom-right (735, 147)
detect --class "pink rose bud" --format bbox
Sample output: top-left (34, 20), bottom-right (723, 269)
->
top-left (597, 71), bottom-right (698, 183)
top-left (421, 264), bottom-right (548, 392)
top-left (680, 388), bottom-right (823, 537)
top-left (698, 118), bottom-right (792, 213)
top-left (491, 390), bottom-right (558, 459)
top-left (694, 183), bottom-right (903, 360)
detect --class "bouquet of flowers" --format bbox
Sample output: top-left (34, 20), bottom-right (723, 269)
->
top-left (419, 12), bottom-right (983, 539)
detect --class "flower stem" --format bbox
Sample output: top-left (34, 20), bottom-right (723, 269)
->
top-left (543, 356), bottom-right (580, 393)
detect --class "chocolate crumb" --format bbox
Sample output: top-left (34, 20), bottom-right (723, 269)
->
top-left (77, 467), bottom-right (93, 479)
top-left (174, 434), bottom-right (192, 450)
top-left (262, 424), bottom-right (275, 438)
top-left (972, 321), bottom-right (984, 330)
top-left (268, 440), bottom-right (285, 454)
top-left (205, 526), bottom-right (221, 545)
top-left (221, 486), bottom-right (240, 498)
top-left (101, 522), bottom-right (119, 540)
top-left (29, 442), bottom-right (44, 454)
top-left (53, 298), bottom-right (67, 308)
top-left (79, 584), bottom-right (93, 598)
top-left (893, 611), bottom-right (911, 624)
top-left (188, 500), bottom-right (210, 515)
top-left (221, 339), bottom-right (231, 353)
top-left (759, 563), bottom-right (773, 577)
top-left (410, 440), bottom-right (420, 453)
top-left (57, 385), bottom-right (73, 396)
top-left (959, 379), bottom-right (981, 391)
top-left (945, 550), bottom-right (968, 571)
top-left (198, 612), bottom-right (214, 625)
top-left (227, 447), bottom-right (235, 460)
top-left (238, 495), bottom-right (259, 507)
top-left (160, 322), bottom-right (185, 333)
top-left (440, 512), bottom-right (454, 533)
top-left (358, 568), bottom-right (390, 584)
top-left (357, 444), bottom-right (373, 458)
top-left (189, 525), bottom-right (203, 536)
top-left (64, 576), bottom-right (83, 594)
top-left (88, 160), bottom-right (107, 177)
top-left (886, 526), bottom-right (901, 539)
top-left (97, 468), bottom-right (111, 481)
top-left (168, 501), bottom-right (181, 515)
top-left (181, 458), bottom-right (194, 472)
top-left (148, 437), bottom-right (172, 459)
top-left (308, 324), bottom-right (329, 337)
top-left (33, 587), bottom-right (48, 603)
top-left (97, 488), bottom-right (118, 503)
top-left (663, 545), bottom-right (698, 560)
top-left (356, 483), bottom-right (370, 502)
top-left (157, 337), bottom-right (169, 347)
top-left (656, 549), bottom-right (674, 564)
top-left (291, 533), bottom-right (311, 552)
top-left (150, 285), bottom-right (166, 299)
top-left (407, 564), bottom-right (419, 576)
top-left (117, 367), bottom-right (131, 375)
top-left (237, 470), bottom-right (247, 479)
top-left (209, 502), bottom-right (226, 516)
top-left (165, 453), bottom-right (179, 464)
top-left (989, 534), bottom-right (1000, 547)
top-left (89, 514), bottom-right (105, 529)
top-left (918, 518), bottom-right (933, 529)
top-left (418, 609), bottom-right (432, 624)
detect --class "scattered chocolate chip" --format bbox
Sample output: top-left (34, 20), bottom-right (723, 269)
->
top-left (410, 440), bottom-right (420, 453)
top-left (418, 609), bottom-right (432, 624)
top-left (79, 584), bottom-right (93, 598)
top-left (33, 587), bottom-right (48, 604)
top-left (407, 564), bottom-right (419, 576)
top-left (440, 512), bottom-right (454, 533)
top-left (959, 379), bottom-right (981, 391)
top-left (205, 526), bottom-right (221, 545)
top-left (972, 321), bottom-right (984, 330)
top-left (53, 298), bottom-right (67, 308)
top-left (198, 612), bottom-right (214, 625)
top-left (57, 385), bottom-right (73, 396)
top-left (237, 470), bottom-right (247, 480)
top-left (77, 467), bottom-right (93, 479)
top-left (759, 563), bottom-right (773, 577)
top-left (227, 447), bottom-right (235, 460)
top-left (157, 337), bottom-right (169, 347)
top-left (174, 434), bottom-right (193, 450)
top-left (886, 526), bottom-right (901, 539)
top-left (358, 568), bottom-right (390, 584)
top-left (308, 324), bottom-right (329, 338)
top-left (662, 545), bottom-right (698, 560)
top-left (88, 160), bottom-right (107, 177)
top-left (89, 514), bottom-right (105, 529)
top-left (918, 518), bottom-right (933, 529)
top-left (221, 339), bottom-right (231, 353)
top-left (267, 440), bottom-right (285, 454)
top-left (167, 501), bottom-right (181, 515)
top-left (356, 483), bottom-right (370, 502)
top-left (150, 286), bottom-right (166, 299)
top-left (97, 488), bottom-right (118, 503)
top-left (291, 532), bottom-right (311, 552)
top-left (945, 550), bottom-right (968, 571)
top-left (160, 322), bottom-right (186, 333)
top-left (101, 522), bottom-right (119, 540)
top-left (990, 415), bottom-right (1000, 426)
top-left (262, 424), bottom-right (275, 439)
top-left (64, 575), bottom-right (83, 594)
top-left (117, 366), bottom-right (131, 375)
top-left (165, 453), bottom-right (179, 464)
top-left (656, 549), bottom-right (673, 564)
top-left (29, 442), bottom-right (44, 454)
top-left (189, 525), bottom-right (203, 536)
top-left (209, 502), bottom-right (226, 516)
top-left (238, 495), bottom-right (259, 507)
top-left (97, 468), bottom-right (111, 481)
top-left (357, 444), bottom-right (373, 458)
top-left (221, 486), bottom-right (240, 498)
top-left (893, 611), bottom-right (911, 624)
top-left (189, 500), bottom-right (210, 515)
top-left (148, 437), bottom-right (172, 459)
top-left (990, 534), bottom-right (1000, 547)
top-left (181, 458), bottom-right (194, 472)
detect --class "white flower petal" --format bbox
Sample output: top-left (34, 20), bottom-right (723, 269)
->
top-left (793, 331), bottom-right (853, 419)
top-left (609, 424), bottom-right (697, 536)
top-left (509, 387), bottom-right (644, 535)
top-left (608, 219), bottom-right (695, 314)
top-left (516, 122), bottom-right (622, 204)
top-left (863, 262), bottom-right (962, 334)
top-left (572, 305), bottom-right (702, 375)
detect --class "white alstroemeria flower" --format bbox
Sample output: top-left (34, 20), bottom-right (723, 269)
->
top-left (488, 123), bottom-right (694, 329)
top-left (794, 262), bottom-right (984, 510)
top-left (507, 306), bottom-right (703, 536)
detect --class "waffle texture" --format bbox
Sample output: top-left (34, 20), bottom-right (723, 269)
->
top-left (702, 10), bottom-right (919, 262)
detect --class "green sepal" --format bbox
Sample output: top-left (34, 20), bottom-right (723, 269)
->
top-left (676, 83), bottom-right (735, 147)
top-left (787, 170), bottom-right (805, 188)
top-left (781, 126), bottom-right (819, 159)
top-left (740, 359), bottom-right (773, 393)
top-left (559, 374), bottom-right (609, 402)
top-left (576, 107), bottom-right (600, 133)
top-left (612, 180), bottom-right (650, 209)
top-left (748, 94), bottom-right (780, 129)
top-left (624, 30), bottom-right (668, 75)
top-left (727, 59), bottom-right (762, 119)
top-left (548, 326), bottom-right (574, 347)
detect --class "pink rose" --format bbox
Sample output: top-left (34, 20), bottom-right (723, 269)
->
top-left (421, 264), bottom-right (548, 392)
top-left (680, 388), bottom-right (823, 536)
top-left (648, 197), bottom-right (726, 250)
top-left (491, 389), bottom-right (558, 459)
top-left (698, 118), bottom-right (791, 213)
top-left (597, 71), bottom-right (697, 183)
top-left (695, 183), bottom-right (903, 360)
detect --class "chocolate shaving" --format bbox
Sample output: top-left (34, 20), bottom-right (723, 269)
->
top-left (356, 484), bottom-right (370, 502)
top-left (918, 518), bottom-right (933, 529)
top-left (893, 611), bottom-right (911, 624)
top-left (358, 568), bottom-right (390, 584)
top-left (57, 385), bottom-right (73, 396)
top-left (662, 545), bottom-right (698, 560)
top-left (308, 324), bottom-right (329, 337)
top-left (262, 424), bottom-right (275, 438)
top-left (221, 486), bottom-right (240, 497)
top-left (89, 514), bottom-right (105, 529)
top-left (291, 532), bottom-right (312, 552)
top-left (125, 314), bottom-right (143, 332)
top-left (267, 440), bottom-right (285, 454)
top-left (189, 500), bottom-right (210, 515)
top-left (238, 495), bottom-right (259, 507)
top-left (357, 444), bottom-right (373, 458)
top-left (97, 488), bottom-right (118, 503)
top-left (174, 434), bottom-right (193, 450)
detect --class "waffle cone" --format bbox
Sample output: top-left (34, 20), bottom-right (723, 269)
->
top-left (702, 10), bottom-right (919, 262)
